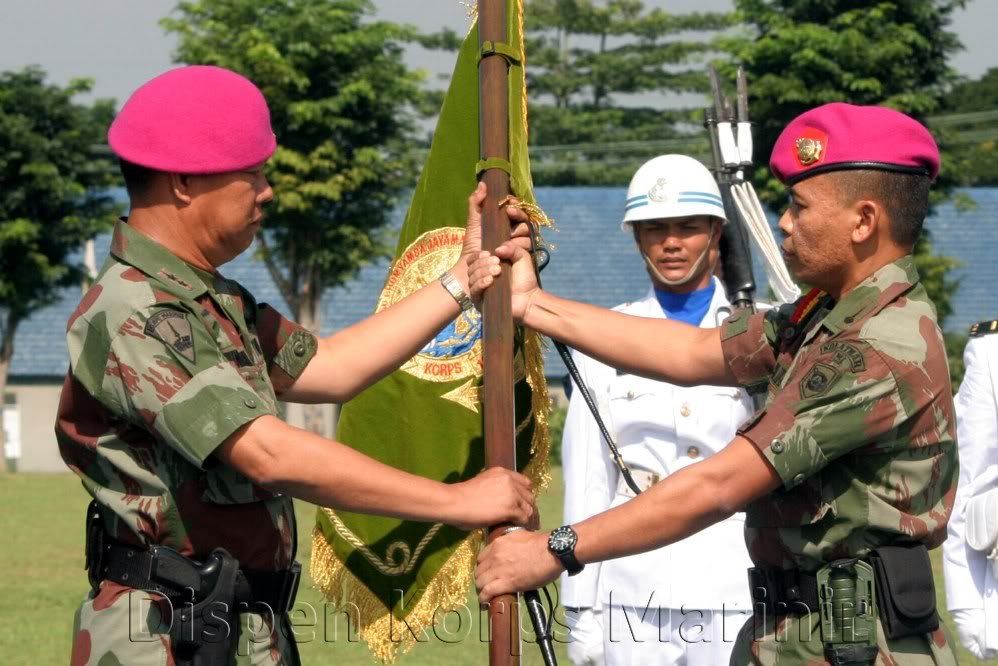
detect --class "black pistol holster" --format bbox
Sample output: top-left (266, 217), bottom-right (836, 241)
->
top-left (170, 547), bottom-right (240, 666)
top-left (85, 500), bottom-right (301, 665)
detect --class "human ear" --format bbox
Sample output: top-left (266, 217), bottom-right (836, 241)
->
top-left (851, 200), bottom-right (878, 244)
top-left (169, 172), bottom-right (193, 206)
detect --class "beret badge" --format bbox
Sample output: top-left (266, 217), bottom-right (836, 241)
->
top-left (795, 137), bottom-right (824, 166)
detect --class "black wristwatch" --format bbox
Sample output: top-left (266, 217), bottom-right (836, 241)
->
top-left (548, 525), bottom-right (584, 576)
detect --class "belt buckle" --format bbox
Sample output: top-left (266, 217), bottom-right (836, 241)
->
top-left (280, 561), bottom-right (302, 614)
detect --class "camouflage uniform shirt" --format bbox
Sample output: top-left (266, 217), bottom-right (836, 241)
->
top-left (58, 219), bottom-right (317, 664)
top-left (720, 256), bottom-right (958, 664)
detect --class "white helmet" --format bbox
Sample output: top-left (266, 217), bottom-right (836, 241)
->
top-left (622, 154), bottom-right (726, 230)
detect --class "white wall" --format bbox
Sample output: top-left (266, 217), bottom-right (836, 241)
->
top-left (5, 382), bottom-right (64, 473)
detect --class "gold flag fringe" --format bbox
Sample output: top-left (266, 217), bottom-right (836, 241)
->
top-left (521, 328), bottom-right (553, 490)
top-left (310, 526), bottom-right (485, 663)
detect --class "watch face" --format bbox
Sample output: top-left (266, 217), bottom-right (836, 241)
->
top-left (548, 526), bottom-right (577, 554)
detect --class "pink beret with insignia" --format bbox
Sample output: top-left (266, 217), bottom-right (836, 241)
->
top-left (108, 66), bottom-right (276, 174)
top-left (770, 102), bottom-right (939, 185)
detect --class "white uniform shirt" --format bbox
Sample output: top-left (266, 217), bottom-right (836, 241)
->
top-left (559, 278), bottom-right (755, 611)
top-left (944, 333), bottom-right (998, 653)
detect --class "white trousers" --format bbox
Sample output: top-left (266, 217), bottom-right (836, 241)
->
top-left (601, 604), bottom-right (749, 666)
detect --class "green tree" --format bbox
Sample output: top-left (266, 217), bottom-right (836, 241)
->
top-left (727, 0), bottom-right (964, 333)
top-left (525, 0), bottom-right (732, 184)
top-left (936, 67), bottom-right (998, 186)
top-left (0, 67), bottom-right (118, 470)
top-left (162, 0), bottom-right (429, 334)
top-left (944, 67), bottom-right (998, 112)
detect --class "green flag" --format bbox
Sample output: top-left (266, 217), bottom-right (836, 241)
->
top-left (310, 1), bottom-right (550, 660)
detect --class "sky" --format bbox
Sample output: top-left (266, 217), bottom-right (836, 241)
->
top-left (0, 0), bottom-right (995, 105)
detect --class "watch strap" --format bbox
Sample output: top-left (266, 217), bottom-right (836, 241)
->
top-left (559, 550), bottom-right (584, 576)
top-left (549, 525), bottom-right (584, 576)
top-left (439, 270), bottom-right (474, 312)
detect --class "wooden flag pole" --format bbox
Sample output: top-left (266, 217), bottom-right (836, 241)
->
top-left (478, 0), bottom-right (520, 664)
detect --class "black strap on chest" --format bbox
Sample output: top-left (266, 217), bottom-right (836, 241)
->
top-left (778, 293), bottom-right (833, 355)
top-left (769, 293), bottom-right (834, 388)
top-left (526, 225), bottom-right (643, 497)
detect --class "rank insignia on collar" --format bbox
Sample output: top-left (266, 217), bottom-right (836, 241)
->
top-left (144, 310), bottom-right (195, 363)
top-left (795, 137), bottom-right (824, 166)
top-left (158, 269), bottom-right (194, 291)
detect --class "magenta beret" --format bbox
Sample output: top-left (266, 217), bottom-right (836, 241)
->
top-left (108, 65), bottom-right (277, 174)
top-left (770, 103), bottom-right (940, 185)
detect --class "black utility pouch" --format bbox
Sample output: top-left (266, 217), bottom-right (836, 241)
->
top-left (869, 545), bottom-right (939, 640)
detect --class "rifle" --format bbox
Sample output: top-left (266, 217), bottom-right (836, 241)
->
top-left (705, 66), bottom-right (800, 309)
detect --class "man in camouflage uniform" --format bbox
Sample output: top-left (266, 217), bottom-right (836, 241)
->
top-left (473, 103), bottom-right (957, 664)
top-left (59, 66), bottom-right (536, 666)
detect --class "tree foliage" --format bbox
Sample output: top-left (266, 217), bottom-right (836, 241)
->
top-left (0, 67), bottom-right (118, 465)
top-left (524, 0), bottom-right (733, 185)
top-left (163, 0), bottom-right (430, 328)
top-left (938, 67), bottom-right (998, 186)
top-left (727, 0), bottom-right (965, 329)
top-left (944, 67), bottom-right (998, 112)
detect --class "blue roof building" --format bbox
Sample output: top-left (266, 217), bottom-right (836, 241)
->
top-left (12, 187), bottom-right (997, 381)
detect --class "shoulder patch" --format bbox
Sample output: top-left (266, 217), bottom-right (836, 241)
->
top-left (144, 310), bottom-right (195, 363)
top-left (800, 362), bottom-right (840, 399)
top-left (819, 341), bottom-right (866, 372)
top-left (969, 320), bottom-right (998, 338)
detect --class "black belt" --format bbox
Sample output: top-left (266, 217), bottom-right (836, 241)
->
top-left (748, 566), bottom-right (820, 616)
top-left (96, 540), bottom-right (301, 614)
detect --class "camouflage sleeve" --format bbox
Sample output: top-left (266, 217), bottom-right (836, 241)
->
top-left (102, 304), bottom-right (270, 468)
top-left (719, 307), bottom-right (781, 387)
top-left (737, 339), bottom-right (900, 489)
top-left (254, 303), bottom-right (318, 395)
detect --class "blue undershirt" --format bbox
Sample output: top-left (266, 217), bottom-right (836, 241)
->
top-left (654, 280), bottom-right (715, 326)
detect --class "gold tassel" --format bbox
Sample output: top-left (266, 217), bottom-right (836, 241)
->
top-left (310, 526), bottom-right (485, 663)
top-left (463, 1), bottom-right (478, 23)
top-left (521, 329), bottom-right (552, 491)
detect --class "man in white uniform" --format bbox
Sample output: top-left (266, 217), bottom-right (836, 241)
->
top-left (944, 320), bottom-right (998, 660)
top-left (560, 155), bottom-right (754, 666)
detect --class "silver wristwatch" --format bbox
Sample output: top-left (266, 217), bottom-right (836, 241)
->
top-left (439, 270), bottom-right (474, 312)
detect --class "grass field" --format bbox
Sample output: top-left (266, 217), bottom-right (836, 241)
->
top-left (1, 470), bottom-right (994, 664)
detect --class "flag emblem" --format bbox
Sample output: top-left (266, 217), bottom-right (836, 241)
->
top-left (376, 227), bottom-right (483, 383)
